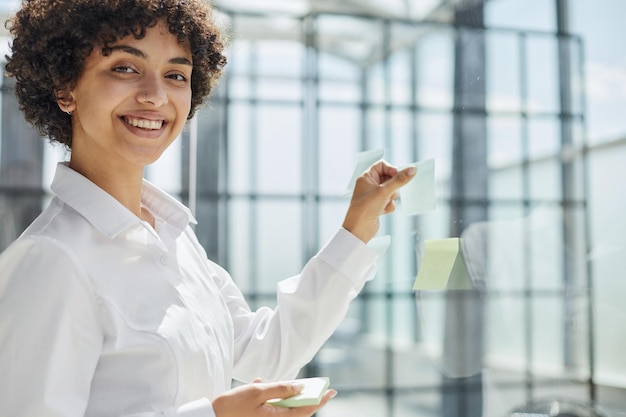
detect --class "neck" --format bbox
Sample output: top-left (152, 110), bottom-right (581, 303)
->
top-left (68, 152), bottom-right (149, 224)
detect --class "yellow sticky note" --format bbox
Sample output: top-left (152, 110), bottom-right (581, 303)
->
top-left (413, 238), bottom-right (472, 290)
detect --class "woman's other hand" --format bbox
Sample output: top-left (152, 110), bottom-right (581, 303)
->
top-left (342, 160), bottom-right (416, 243)
top-left (212, 380), bottom-right (337, 417)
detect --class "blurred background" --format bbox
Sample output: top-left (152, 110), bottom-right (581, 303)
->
top-left (0, 0), bottom-right (624, 416)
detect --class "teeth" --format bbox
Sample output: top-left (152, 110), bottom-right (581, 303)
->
top-left (125, 117), bottom-right (163, 130)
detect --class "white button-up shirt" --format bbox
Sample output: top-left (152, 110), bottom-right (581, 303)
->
top-left (0, 163), bottom-right (378, 417)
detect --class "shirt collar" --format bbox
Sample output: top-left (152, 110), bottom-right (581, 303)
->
top-left (50, 162), bottom-right (196, 240)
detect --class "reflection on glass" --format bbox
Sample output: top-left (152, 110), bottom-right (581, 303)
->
top-left (486, 32), bottom-right (520, 112)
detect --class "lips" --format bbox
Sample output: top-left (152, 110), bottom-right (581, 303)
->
top-left (123, 116), bottom-right (164, 130)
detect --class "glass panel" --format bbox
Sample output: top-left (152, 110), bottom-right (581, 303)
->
top-left (228, 75), bottom-right (252, 100)
top-left (318, 299), bottom-right (387, 389)
top-left (416, 29), bottom-right (454, 110)
top-left (490, 166), bottom-right (523, 201)
top-left (227, 198), bottom-right (252, 291)
top-left (532, 297), bottom-right (564, 373)
top-left (257, 78), bottom-right (302, 101)
top-left (485, 296), bottom-right (525, 371)
top-left (529, 205), bottom-right (564, 290)
top-left (227, 39), bottom-right (253, 75)
top-left (417, 113), bottom-right (453, 199)
top-left (486, 32), bottom-right (520, 112)
top-left (318, 49), bottom-right (363, 103)
top-left (256, 105), bottom-right (302, 194)
top-left (388, 48), bottom-right (413, 106)
top-left (389, 211), bottom-right (418, 292)
top-left (415, 292), bottom-right (446, 352)
top-left (256, 40), bottom-right (302, 78)
top-left (318, 392), bottom-right (387, 417)
top-left (486, 205), bottom-right (526, 292)
top-left (389, 109), bottom-right (414, 165)
top-left (227, 102), bottom-right (252, 193)
top-left (392, 391), bottom-right (442, 417)
top-left (231, 17), bottom-right (303, 77)
top-left (317, 16), bottom-right (384, 104)
top-left (569, 38), bottom-right (585, 118)
top-left (391, 296), bottom-right (418, 345)
top-left (319, 200), bottom-right (350, 246)
top-left (529, 159), bottom-right (561, 200)
top-left (318, 50), bottom-right (362, 81)
top-left (528, 117), bottom-right (560, 160)
top-left (367, 60), bottom-right (387, 105)
top-left (588, 145), bottom-right (626, 387)
top-left (526, 36), bottom-right (560, 114)
top-left (488, 116), bottom-right (522, 168)
top-left (366, 106), bottom-right (386, 150)
top-left (319, 106), bottom-right (361, 195)
top-left (256, 199), bottom-right (303, 292)
top-left (485, 0), bottom-right (556, 32)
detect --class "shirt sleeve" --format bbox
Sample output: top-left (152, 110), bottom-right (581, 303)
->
top-left (217, 228), bottom-right (379, 383)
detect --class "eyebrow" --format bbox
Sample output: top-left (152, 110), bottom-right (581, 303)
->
top-left (106, 45), bottom-right (193, 66)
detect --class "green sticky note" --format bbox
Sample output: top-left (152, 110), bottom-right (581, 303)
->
top-left (345, 149), bottom-right (384, 194)
top-left (399, 158), bottom-right (436, 216)
top-left (267, 377), bottom-right (330, 408)
top-left (413, 238), bottom-right (472, 290)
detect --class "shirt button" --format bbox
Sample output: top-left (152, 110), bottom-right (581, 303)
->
top-left (160, 256), bottom-right (169, 266)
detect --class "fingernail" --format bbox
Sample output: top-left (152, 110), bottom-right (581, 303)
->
top-left (406, 166), bottom-right (416, 176)
top-left (292, 383), bottom-right (305, 391)
top-left (329, 389), bottom-right (338, 399)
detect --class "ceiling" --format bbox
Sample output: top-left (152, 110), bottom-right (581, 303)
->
top-left (214, 0), bottom-right (455, 21)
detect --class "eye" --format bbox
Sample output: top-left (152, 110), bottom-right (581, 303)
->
top-left (113, 66), bottom-right (137, 74)
top-left (167, 73), bottom-right (188, 82)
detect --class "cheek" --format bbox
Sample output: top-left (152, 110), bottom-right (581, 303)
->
top-left (180, 90), bottom-right (193, 117)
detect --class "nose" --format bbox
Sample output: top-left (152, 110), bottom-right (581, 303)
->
top-left (137, 74), bottom-right (168, 107)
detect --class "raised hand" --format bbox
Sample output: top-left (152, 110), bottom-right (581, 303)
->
top-left (342, 160), bottom-right (416, 243)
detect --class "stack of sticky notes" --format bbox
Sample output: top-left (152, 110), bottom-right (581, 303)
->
top-left (267, 377), bottom-right (330, 408)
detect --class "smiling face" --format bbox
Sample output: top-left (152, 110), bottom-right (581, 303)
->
top-left (65, 21), bottom-right (193, 174)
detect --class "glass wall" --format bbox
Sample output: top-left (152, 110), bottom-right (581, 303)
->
top-left (188, 10), bottom-right (597, 417)
top-left (0, 2), bottom-right (624, 417)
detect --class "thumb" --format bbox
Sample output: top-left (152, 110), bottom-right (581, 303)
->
top-left (261, 382), bottom-right (304, 402)
top-left (382, 165), bottom-right (416, 192)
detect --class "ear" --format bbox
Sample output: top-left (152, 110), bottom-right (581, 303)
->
top-left (55, 89), bottom-right (75, 114)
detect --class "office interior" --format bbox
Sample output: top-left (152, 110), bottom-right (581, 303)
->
top-left (0, 0), bottom-right (624, 416)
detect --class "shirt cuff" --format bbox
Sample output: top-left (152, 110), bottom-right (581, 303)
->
top-left (166, 398), bottom-right (215, 417)
top-left (317, 228), bottom-right (379, 287)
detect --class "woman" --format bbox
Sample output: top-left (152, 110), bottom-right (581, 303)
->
top-left (0, 1), bottom-right (416, 416)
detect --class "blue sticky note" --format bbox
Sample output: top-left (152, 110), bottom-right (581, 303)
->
top-left (345, 149), bottom-right (384, 194)
top-left (399, 158), bottom-right (436, 216)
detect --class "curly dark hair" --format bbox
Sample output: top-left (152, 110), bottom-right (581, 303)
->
top-left (5, 0), bottom-right (227, 148)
